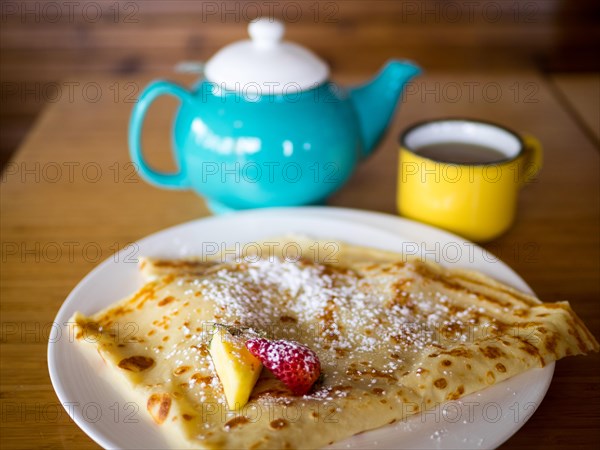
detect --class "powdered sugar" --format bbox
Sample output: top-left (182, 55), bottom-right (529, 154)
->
top-left (197, 258), bottom-right (482, 364)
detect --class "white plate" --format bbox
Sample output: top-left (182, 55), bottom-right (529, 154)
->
top-left (48, 207), bottom-right (554, 450)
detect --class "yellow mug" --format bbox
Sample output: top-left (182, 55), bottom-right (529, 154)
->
top-left (397, 119), bottom-right (543, 242)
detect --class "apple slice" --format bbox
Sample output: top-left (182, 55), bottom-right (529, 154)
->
top-left (208, 326), bottom-right (262, 410)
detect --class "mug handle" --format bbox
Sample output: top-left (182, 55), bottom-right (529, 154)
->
top-left (519, 134), bottom-right (543, 186)
top-left (128, 80), bottom-right (194, 189)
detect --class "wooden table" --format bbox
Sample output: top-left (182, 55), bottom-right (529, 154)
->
top-left (551, 73), bottom-right (600, 143)
top-left (1, 71), bottom-right (598, 449)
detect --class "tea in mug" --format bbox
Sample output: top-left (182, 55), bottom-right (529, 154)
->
top-left (415, 142), bottom-right (507, 165)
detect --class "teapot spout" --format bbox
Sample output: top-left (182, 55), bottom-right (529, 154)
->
top-left (349, 60), bottom-right (421, 159)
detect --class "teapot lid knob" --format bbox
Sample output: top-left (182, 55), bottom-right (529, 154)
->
top-left (249, 18), bottom-right (285, 48)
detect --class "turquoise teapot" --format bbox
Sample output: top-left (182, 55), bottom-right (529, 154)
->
top-left (129, 18), bottom-right (420, 213)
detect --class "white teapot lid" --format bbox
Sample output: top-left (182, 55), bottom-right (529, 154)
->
top-left (204, 18), bottom-right (329, 95)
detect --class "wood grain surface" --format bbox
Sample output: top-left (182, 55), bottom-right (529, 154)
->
top-left (551, 73), bottom-right (600, 143)
top-left (0, 70), bottom-right (598, 449)
top-left (3, 0), bottom-right (600, 164)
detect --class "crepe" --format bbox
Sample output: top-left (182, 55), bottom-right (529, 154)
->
top-left (70, 238), bottom-right (598, 449)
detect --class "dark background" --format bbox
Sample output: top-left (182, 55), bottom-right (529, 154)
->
top-left (1, 0), bottom-right (599, 168)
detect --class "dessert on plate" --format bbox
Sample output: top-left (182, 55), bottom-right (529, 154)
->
top-left (69, 237), bottom-right (598, 449)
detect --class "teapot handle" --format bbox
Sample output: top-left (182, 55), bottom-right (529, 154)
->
top-left (129, 80), bottom-right (194, 189)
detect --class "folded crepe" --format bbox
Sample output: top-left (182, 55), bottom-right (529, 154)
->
top-left (70, 237), bottom-right (598, 449)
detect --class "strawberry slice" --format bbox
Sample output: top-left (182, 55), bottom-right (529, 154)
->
top-left (246, 338), bottom-right (321, 396)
